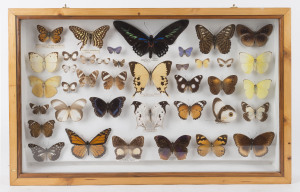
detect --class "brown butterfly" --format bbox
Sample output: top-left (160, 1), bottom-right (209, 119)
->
top-left (62, 51), bottom-right (78, 61)
top-left (241, 102), bottom-right (270, 122)
top-left (174, 75), bottom-right (203, 93)
top-left (76, 69), bottom-right (99, 87)
top-left (80, 55), bottom-right (96, 64)
top-left (37, 25), bottom-right (63, 43)
top-left (195, 24), bottom-right (235, 54)
top-left (113, 59), bottom-right (125, 67)
top-left (28, 142), bottom-right (65, 162)
top-left (65, 128), bottom-right (111, 159)
top-left (176, 64), bottom-right (189, 70)
top-left (62, 82), bottom-right (77, 92)
top-left (233, 132), bottom-right (275, 157)
top-left (112, 136), bottom-right (144, 159)
top-left (196, 134), bottom-right (227, 157)
top-left (29, 103), bottom-right (49, 114)
top-left (174, 101), bottom-right (206, 120)
top-left (236, 24), bottom-right (273, 47)
top-left (217, 58), bottom-right (234, 67)
top-left (154, 135), bottom-right (191, 160)
top-left (28, 120), bottom-right (55, 138)
top-left (212, 97), bottom-right (237, 123)
top-left (208, 75), bottom-right (238, 95)
top-left (101, 71), bottom-right (127, 90)
top-left (69, 25), bottom-right (110, 50)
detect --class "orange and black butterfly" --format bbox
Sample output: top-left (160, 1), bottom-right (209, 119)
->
top-left (174, 101), bottom-right (206, 120)
top-left (37, 25), bottom-right (63, 43)
top-left (196, 134), bottom-right (227, 157)
top-left (65, 128), bottom-right (111, 159)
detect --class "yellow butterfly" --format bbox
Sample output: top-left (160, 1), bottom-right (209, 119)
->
top-left (28, 52), bottom-right (58, 73)
top-left (239, 52), bottom-right (272, 74)
top-left (29, 76), bottom-right (61, 98)
top-left (195, 58), bottom-right (209, 68)
top-left (243, 79), bottom-right (272, 99)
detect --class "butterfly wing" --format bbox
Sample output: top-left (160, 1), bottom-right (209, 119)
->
top-left (107, 47), bottom-right (114, 54)
top-left (207, 76), bottom-right (222, 95)
top-left (151, 61), bottom-right (172, 96)
top-left (243, 79), bottom-right (255, 99)
top-left (115, 71), bottom-right (127, 90)
top-left (46, 142), bottom-right (65, 161)
top-left (70, 99), bottom-right (87, 121)
top-left (129, 62), bottom-right (150, 96)
top-left (188, 75), bottom-right (203, 93)
top-left (253, 132), bottom-right (275, 157)
top-left (255, 24), bottom-right (273, 47)
top-left (29, 76), bottom-right (44, 97)
top-left (236, 24), bottom-right (255, 47)
top-left (44, 76), bottom-right (61, 98)
top-left (190, 100), bottom-right (207, 120)
top-left (151, 101), bottom-right (169, 128)
top-left (89, 128), bottom-right (111, 158)
top-left (51, 99), bottom-right (70, 122)
top-left (174, 75), bottom-right (188, 93)
top-left (44, 52), bottom-right (58, 72)
top-left (233, 134), bottom-right (252, 157)
top-left (92, 25), bottom-right (110, 49)
top-left (28, 52), bottom-right (45, 73)
top-left (69, 82), bottom-right (77, 92)
top-left (239, 52), bottom-right (255, 74)
top-left (154, 135), bottom-right (173, 160)
top-left (241, 102), bottom-right (255, 121)
top-left (41, 120), bottom-right (55, 137)
top-left (195, 25), bottom-right (214, 54)
top-left (50, 27), bottom-right (63, 43)
top-left (256, 102), bottom-right (270, 122)
top-left (108, 97), bottom-right (126, 117)
top-left (112, 136), bottom-right (129, 160)
top-left (174, 101), bottom-right (189, 120)
top-left (69, 26), bottom-right (89, 50)
top-left (115, 46), bottom-right (122, 54)
top-left (212, 135), bottom-right (227, 157)
top-left (37, 25), bottom-right (50, 42)
top-left (215, 24), bottom-right (235, 54)
top-left (87, 70), bottom-right (99, 87)
top-left (65, 129), bottom-right (88, 159)
top-left (129, 136), bottom-right (144, 159)
top-left (28, 143), bottom-right (47, 162)
top-left (132, 101), bottom-right (148, 128)
top-left (89, 97), bottom-right (108, 117)
top-left (222, 75), bottom-right (238, 95)
top-left (185, 47), bottom-right (193, 57)
top-left (173, 135), bottom-right (191, 160)
top-left (28, 120), bottom-right (41, 138)
top-left (101, 71), bottom-right (114, 90)
top-left (256, 51), bottom-right (272, 74)
top-left (178, 47), bottom-right (184, 57)
top-left (202, 58), bottom-right (210, 68)
top-left (256, 79), bottom-right (272, 99)
top-left (196, 134), bottom-right (211, 157)
top-left (195, 59), bottom-right (203, 68)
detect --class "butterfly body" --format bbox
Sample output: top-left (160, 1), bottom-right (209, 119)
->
top-left (174, 75), bottom-right (203, 93)
top-left (90, 97), bottom-right (126, 118)
top-left (196, 134), bottom-right (227, 157)
top-left (28, 142), bottom-right (65, 162)
top-left (174, 101), bottom-right (206, 120)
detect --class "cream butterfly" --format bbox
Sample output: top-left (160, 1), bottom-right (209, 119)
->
top-left (29, 52), bottom-right (58, 73)
top-left (29, 76), bottom-right (61, 98)
top-left (240, 52), bottom-right (272, 74)
top-left (51, 99), bottom-right (87, 122)
top-left (243, 79), bottom-right (272, 99)
top-left (195, 58), bottom-right (210, 68)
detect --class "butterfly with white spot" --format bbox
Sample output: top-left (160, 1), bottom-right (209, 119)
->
top-left (97, 58), bottom-right (110, 64)
top-left (80, 55), bottom-right (96, 64)
top-left (29, 52), bottom-right (58, 73)
top-left (212, 97), bottom-right (236, 123)
top-left (62, 64), bottom-right (77, 73)
top-left (112, 136), bottom-right (144, 160)
top-left (76, 69), bottom-right (99, 87)
top-left (29, 103), bottom-right (49, 114)
top-left (28, 142), bottom-right (65, 162)
top-left (174, 75), bottom-right (203, 93)
top-left (62, 51), bottom-right (78, 61)
top-left (62, 82), bottom-right (77, 93)
top-left (101, 71), bottom-right (127, 90)
top-left (217, 58), bottom-right (234, 67)
top-left (51, 99), bottom-right (87, 122)
top-left (132, 101), bottom-right (169, 130)
top-left (241, 102), bottom-right (270, 122)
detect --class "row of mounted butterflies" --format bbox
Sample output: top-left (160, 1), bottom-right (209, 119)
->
top-left (36, 20), bottom-right (273, 58)
top-left (28, 128), bottom-right (275, 162)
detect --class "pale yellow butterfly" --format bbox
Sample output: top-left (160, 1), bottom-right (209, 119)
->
top-left (29, 76), bottom-right (61, 98)
top-left (243, 79), bottom-right (272, 99)
top-left (239, 52), bottom-right (272, 74)
top-left (195, 58), bottom-right (210, 68)
top-left (29, 52), bottom-right (58, 73)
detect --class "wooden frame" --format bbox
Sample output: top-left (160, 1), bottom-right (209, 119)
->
top-left (8, 8), bottom-right (291, 185)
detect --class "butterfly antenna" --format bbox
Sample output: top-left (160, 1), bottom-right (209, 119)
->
top-left (144, 22), bottom-right (152, 34)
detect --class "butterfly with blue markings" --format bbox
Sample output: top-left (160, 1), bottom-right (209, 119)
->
top-left (113, 20), bottom-right (189, 58)
top-left (107, 46), bottom-right (122, 54)
top-left (89, 97), bottom-right (126, 118)
top-left (178, 47), bottom-right (193, 57)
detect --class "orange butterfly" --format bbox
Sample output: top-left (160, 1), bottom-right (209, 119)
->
top-left (65, 128), bottom-right (111, 159)
top-left (37, 25), bottom-right (63, 43)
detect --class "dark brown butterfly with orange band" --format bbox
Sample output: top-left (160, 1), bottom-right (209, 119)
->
top-left (37, 25), bottom-right (63, 44)
top-left (65, 128), bottom-right (111, 159)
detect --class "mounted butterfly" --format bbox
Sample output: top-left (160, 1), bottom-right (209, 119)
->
top-left (243, 79), bottom-right (272, 99)
top-left (176, 64), bottom-right (189, 71)
top-left (112, 136), bottom-right (144, 160)
top-left (195, 58), bottom-right (210, 68)
top-left (217, 58), bottom-right (234, 68)
top-left (174, 101), bottom-right (206, 120)
top-left (28, 120), bottom-right (55, 138)
top-left (29, 103), bottom-right (49, 115)
top-left (37, 25), bottom-right (63, 43)
top-left (28, 142), bottom-right (65, 162)
top-left (28, 76), bottom-right (61, 98)
top-left (196, 134), bottom-right (227, 157)
top-left (101, 71), bottom-right (127, 90)
top-left (241, 102), bottom-right (270, 122)
top-left (62, 51), bottom-right (78, 61)
top-left (114, 20), bottom-right (189, 58)
top-left (178, 47), bottom-right (193, 57)
top-left (240, 52), bottom-right (272, 74)
top-left (76, 69), bottom-right (99, 87)
top-left (61, 82), bottom-right (77, 93)
top-left (208, 75), bottom-right (238, 95)
top-left (212, 97), bottom-right (236, 123)
top-left (29, 52), bottom-right (58, 73)
top-left (174, 75), bottom-right (203, 93)
top-left (90, 97), bottom-right (126, 118)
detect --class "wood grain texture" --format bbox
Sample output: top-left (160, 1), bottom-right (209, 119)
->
top-left (8, 8), bottom-right (291, 185)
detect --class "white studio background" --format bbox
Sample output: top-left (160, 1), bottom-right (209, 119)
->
top-left (0, 0), bottom-right (298, 192)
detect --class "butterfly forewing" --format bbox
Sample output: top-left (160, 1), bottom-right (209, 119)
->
top-left (28, 143), bottom-right (47, 162)
top-left (92, 25), bottom-right (110, 49)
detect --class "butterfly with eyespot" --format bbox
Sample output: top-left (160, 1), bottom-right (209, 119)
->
top-left (62, 64), bottom-right (77, 73)
top-left (129, 61), bottom-right (172, 96)
top-left (90, 97), bottom-right (126, 118)
top-left (195, 58), bottom-right (210, 68)
top-left (62, 51), bottom-right (78, 61)
top-left (65, 128), bottom-right (111, 159)
top-left (97, 58), bottom-right (110, 64)
top-left (174, 75), bottom-right (203, 93)
top-left (37, 25), bottom-right (63, 43)
top-left (240, 52), bottom-right (272, 74)
top-left (132, 101), bottom-right (169, 130)
top-left (114, 20), bottom-right (189, 58)
top-left (176, 64), bottom-right (189, 70)
top-left (113, 59), bottom-right (125, 67)
top-left (80, 55), bottom-right (96, 64)
top-left (212, 97), bottom-right (236, 123)
top-left (112, 136), bottom-right (144, 160)
top-left (217, 58), bottom-right (234, 68)
top-left (208, 75), bottom-right (238, 95)
top-left (179, 47), bottom-right (193, 57)
top-left (28, 120), bottom-right (55, 138)
top-left (62, 82), bottom-right (77, 93)
top-left (29, 103), bottom-right (49, 114)
top-left (243, 79), bottom-right (272, 99)
top-left (196, 134), bottom-right (227, 157)
top-left (29, 76), bottom-right (61, 98)
top-left (233, 132), bottom-right (275, 157)
top-left (76, 69), bottom-right (99, 87)
top-left (101, 71), bottom-right (127, 90)
top-left (195, 24), bottom-right (235, 54)
top-left (241, 102), bottom-right (270, 122)
top-left (107, 46), bottom-right (122, 54)
top-left (51, 99), bottom-right (87, 122)
top-left (69, 25), bottom-right (110, 50)
top-left (29, 52), bottom-right (58, 73)
top-left (154, 135), bottom-right (191, 160)
top-left (174, 101), bottom-right (206, 120)
top-left (28, 142), bottom-right (65, 162)
top-left (236, 24), bottom-right (273, 47)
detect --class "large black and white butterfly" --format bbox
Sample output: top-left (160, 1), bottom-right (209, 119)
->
top-left (132, 101), bottom-right (169, 130)
top-left (113, 20), bottom-right (189, 58)
top-left (28, 142), bottom-right (65, 162)
top-left (90, 97), bottom-right (126, 118)
top-left (174, 75), bottom-right (203, 93)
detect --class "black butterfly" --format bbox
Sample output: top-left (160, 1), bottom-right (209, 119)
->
top-left (89, 97), bottom-right (126, 118)
top-left (113, 20), bottom-right (189, 58)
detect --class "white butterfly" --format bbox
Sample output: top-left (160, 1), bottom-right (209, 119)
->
top-left (62, 82), bottom-right (77, 93)
top-left (132, 101), bottom-right (169, 130)
top-left (51, 99), bottom-right (86, 122)
top-left (241, 102), bottom-right (270, 122)
top-left (62, 64), bottom-right (77, 73)
top-left (29, 52), bottom-right (58, 73)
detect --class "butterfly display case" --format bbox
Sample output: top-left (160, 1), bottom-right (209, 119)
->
top-left (8, 8), bottom-right (291, 185)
